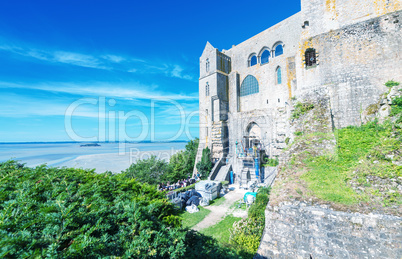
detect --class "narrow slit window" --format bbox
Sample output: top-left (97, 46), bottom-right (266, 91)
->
top-left (276, 67), bottom-right (282, 84)
top-left (305, 48), bottom-right (317, 67)
top-left (206, 82), bottom-right (210, 96)
top-left (206, 58), bottom-right (210, 72)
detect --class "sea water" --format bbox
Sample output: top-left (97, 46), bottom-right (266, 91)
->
top-left (0, 142), bottom-right (187, 173)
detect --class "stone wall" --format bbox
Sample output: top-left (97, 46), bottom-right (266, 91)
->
top-left (301, 0), bottom-right (402, 39)
top-left (256, 201), bottom-right (402, 259)
top-left (296, 10), bottom-right (402, 128)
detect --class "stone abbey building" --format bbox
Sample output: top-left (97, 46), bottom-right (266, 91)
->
top-left (196, 0), bottom-right (402, 184)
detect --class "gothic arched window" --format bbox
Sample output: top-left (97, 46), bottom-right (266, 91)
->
top-left (275, 44), bottom-right (283, 57)
top-left (240, 75), bottom-right (259, 97)
top-left (249, 54), bottom-right (257, 67)
top-left (261, 49), bottom-right (270, 64)
top-left (276, 66), bottom-right (282, 84)
top-left (305, 48), bottom-right (316, 67)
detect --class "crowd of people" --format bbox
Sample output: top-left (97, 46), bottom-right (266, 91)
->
top-left (158, 177), bottom-right (196, 191)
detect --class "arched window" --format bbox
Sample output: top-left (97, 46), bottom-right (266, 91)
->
top-left (240, 75), bottom-right (259, 97)
top-left (206, 58), bottom-right (210, 72)
top-left (261, 49), bottom-right (270, 64)
top-left (249, 54), bottom-right (257, 67)
top-left (275, 44), bottom-right (283, 57)
top-left (276, 67), bottom-right (282, 84)
top-left (206, 82), bottom-right (210, 96)
top-left (305, 48), bottom-right (316, 67)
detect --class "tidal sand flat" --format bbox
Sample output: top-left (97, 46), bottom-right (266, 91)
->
top-left (0, 142), bottom-right (187, 173)
top-left (59, 149), bottom-right (179, 173)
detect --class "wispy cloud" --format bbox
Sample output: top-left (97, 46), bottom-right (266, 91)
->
top-left (0, 81), bottom-right (198, 101)
top-left (0, 41), bottom-right (196, 81)
top-left (0, 44), bottom-right (108, 69)
top-left (169, 65), bottom-right (194, 80)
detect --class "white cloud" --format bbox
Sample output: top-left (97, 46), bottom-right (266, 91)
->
top-left (101, 54), bottom-right (125, 63)
top-left (169, 65), bottom-right (194, 80)
top-left (0, 41), bottom-right (196, 81)
top-left (0, 81), bottom-right (198, 101)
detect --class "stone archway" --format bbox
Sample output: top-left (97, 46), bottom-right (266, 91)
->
top-left (244, 122), bottom-right (261, 150)
top-left (247, 122), bottom-right (261, 139)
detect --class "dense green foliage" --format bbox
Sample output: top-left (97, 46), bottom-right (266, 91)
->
top-left (196, 147), bottom-right (213, 179)
top-left (229, 187), bottom-right (270, 257)
top-left (291, 102), bottom-right (315, 119)
top-left (263, 157), bottom-right (279, 167)
top-left (0, 161), bottom-right (237, 258)
top-left (302, 120), bottom-right (402, 206)
top-left (123, 138), bottom-right (199, 184)
top-left (390, 96), bottom-right (402, 124)
top-left (168, 138), bottom-right (199, 182)
top-left (248, 187), bottom-right (270, 220)
top-left (123, 155), bottom-right (170, 185)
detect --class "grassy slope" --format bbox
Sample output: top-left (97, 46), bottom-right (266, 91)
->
top-left (209, 196), bottom-right (226, 206)
top-left (302, 121), bottom-right (401, 206)
top-left (180, 206), bottom-right (211, 228)
top-left (272, 97), bottom-right (402, 215)
top-left (200, 215), bottom-right (242, 244)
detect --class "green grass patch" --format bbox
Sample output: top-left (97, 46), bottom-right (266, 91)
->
top-left (301, 120), bottom-right (402, 205)
top-left (209, 196), bottom-right (226, 206)
top-left (180, 206), bottom-right (211, 228)
top-left (291, 101), bottom-right (315, 119)
top-left (200, 215), bottom-right (242, 244)
top-left (230, 199), bottom-right (247, 211)
top-left (174, 183), bottom-right (196, 193)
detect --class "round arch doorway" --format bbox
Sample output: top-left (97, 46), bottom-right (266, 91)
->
top-left (244, 122), bottom-right (262, 152)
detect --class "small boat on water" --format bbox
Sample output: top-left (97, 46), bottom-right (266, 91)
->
top-left (80, 143), bottom-right (101, 147)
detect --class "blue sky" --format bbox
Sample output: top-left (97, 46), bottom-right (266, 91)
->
top-left (0, 0), bottom-right (300, 142)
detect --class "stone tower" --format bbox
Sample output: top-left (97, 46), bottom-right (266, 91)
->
top-left (198, 42), bottom-right (231, 161)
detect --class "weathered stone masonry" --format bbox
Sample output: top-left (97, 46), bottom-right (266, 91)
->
top-left (196, 0), bottom-right (402, 257)
top-left (196, 0), bottom-right (402, 179)
top-left (256, 201), bottom-right (402, 259)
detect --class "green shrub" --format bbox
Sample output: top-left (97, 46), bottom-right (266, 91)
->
top-left (390, 97), bottom-right (402, 123)
top-left (228, 187), bottom-right (270, 257)
top-left (196, 147), bottom-right (213, 179)
top-left (229, 217), bottom-right (264, 257)
top-left (295, 131), bottom-right (304, 136)
top-left (0, 161), bottom-right (239, 258)
top-left (123, 155), bottom-right (169, 185)
top-left (248, 187), bottom-right (270, 220)
top-left (174, 183), bottom-right (196, 193)
top-left (263, 158), bottom-right (279, 167)
top-left (291, 102), bottom-right (315, 119)
top-left (385, 80), bottom-right (400, 88)
top-left (122, 138), bottom-right (199, 185)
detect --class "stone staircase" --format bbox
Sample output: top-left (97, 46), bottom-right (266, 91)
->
top-left (214, 164), bottom-right (230, 182)
top-left (211, 121), bottom-right (228, 160)
top-left (239, 158), bottom-right (257, 186)
top-left (274, 107), bottom-right (289, 151)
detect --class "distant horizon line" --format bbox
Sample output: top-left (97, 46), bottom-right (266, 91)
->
top-left (0, 140), bottom-right (190, 144)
